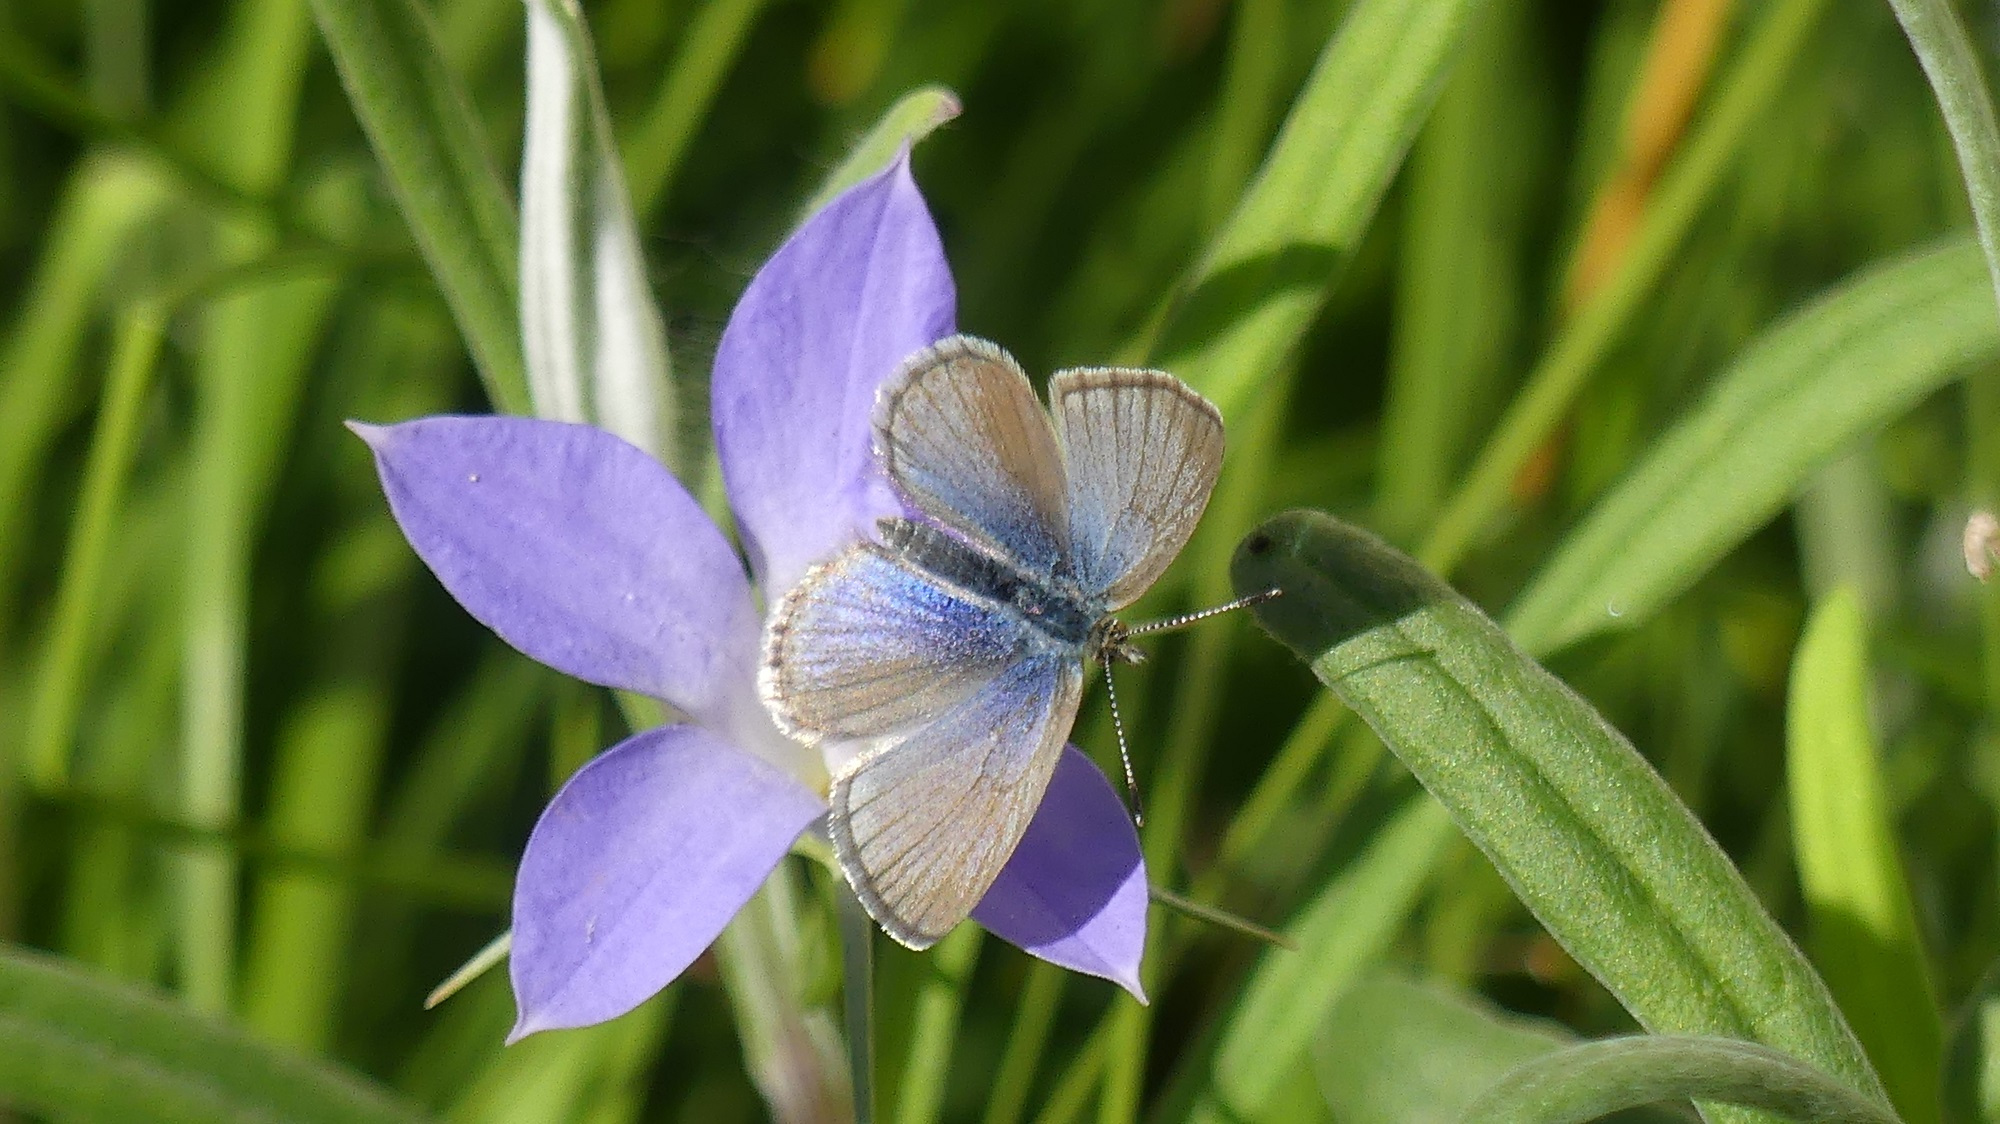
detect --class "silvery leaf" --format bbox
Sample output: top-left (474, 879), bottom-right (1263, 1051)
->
top-left (520, 0), bottom-right (676, 464)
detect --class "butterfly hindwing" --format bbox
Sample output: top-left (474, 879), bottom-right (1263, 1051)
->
top-left (829, 650), bottom-right (1085, 948)
top-left (876, 336), bottom-right (1071, 576)
top-left (1051, 367), bottom-right (1223, 609)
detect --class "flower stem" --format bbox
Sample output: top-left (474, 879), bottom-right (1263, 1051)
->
top-left (838, 884), bottom-right (877, 1124)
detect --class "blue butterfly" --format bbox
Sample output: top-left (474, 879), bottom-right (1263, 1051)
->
top-left (760, 334), bottom-right (1225, 948)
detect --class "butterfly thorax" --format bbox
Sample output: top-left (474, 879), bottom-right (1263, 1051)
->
top-left (878, 517), bottom-right (1100, 648)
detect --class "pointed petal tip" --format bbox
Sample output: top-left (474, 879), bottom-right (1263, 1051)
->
top-left (509, 727), bottom-right (822, 1040)
top-left (973, 747), bottom-right (1150, 996)
top-left (345, 419), bottom-right (388, 447)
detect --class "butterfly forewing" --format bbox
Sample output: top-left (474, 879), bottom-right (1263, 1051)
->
top-left (830, 652), bottom-right (1085, 948)
top-left (762, 541), bottom-right (1031, 741)
top-left (1051, 367), bottom-right (1224, 608)
top-left (876, 336), bottom-right (1071, 575)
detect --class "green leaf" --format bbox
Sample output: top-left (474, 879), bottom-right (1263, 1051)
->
top-left (1459, 1035), bottom-right (1901, 1124)
top-left (799, 86), bottom-right (963, 221)
top-left (520, 0), bottom-right (677, 463)
top-left (308, 0), bottom-right (530, 415)
top-left (1197, 794), bottom-right (1458, 1123)
top-left (0, 942), bottom-right (433, 1123)
top-left (1375, 0), bottom-right (1546, 540)
top-left (1151, 0), bottom-right (1486, 417)
top-left (1231, 510), bottom-right (1885, 1124)
top-left (1314, 974), bottom-right (1584, 1124)
top-left (1505, 239), bottom-right (1997, 656)
top-left (1787, 589), bottom-right (1943, 1124)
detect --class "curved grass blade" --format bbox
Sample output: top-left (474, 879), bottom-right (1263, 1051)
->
top-left (0, 942), bottom-right (432, 1124)
top-left (1460, 1035), bottom-right (1901, 1124)
top-left (521, 0), bottom-right (675, 462)
top-left (1150, 0), bottom-right (1486, 417)
top-left (1231, 510), bottom-right (1885, 1124)
top-left (1506, 238), bottom-right (1997, 655)
top-left (1886, 0), bottom-right (2000, 313)
top-left (308, 0), bottom-right (529, 414)
top-left (1787, 589), bottom-right (1942, 1124)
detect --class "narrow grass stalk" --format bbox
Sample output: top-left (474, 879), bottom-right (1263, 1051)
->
top-left (624, 0), bottom-right (773, 219)
top-left (981, 963), bottom-right (1065, 1124)
top-left (24, 304), bottom-right (165, 790)
top-left (893, 926), bottom-right (980, 1124)
top-left (841, 885), bottom-right (878, 1124)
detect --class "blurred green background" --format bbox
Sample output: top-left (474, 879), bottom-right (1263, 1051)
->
top-left (0, 0), bottom-right (1996, 1120)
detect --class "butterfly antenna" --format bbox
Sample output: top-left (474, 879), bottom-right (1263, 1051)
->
top-left (1104, 660), bottom-right (1143, 828)
top-left (1125, 587), bottom-right (1282, 637)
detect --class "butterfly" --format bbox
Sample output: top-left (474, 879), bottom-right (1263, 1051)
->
top-left (759, 333), bottom-right (1227, 949)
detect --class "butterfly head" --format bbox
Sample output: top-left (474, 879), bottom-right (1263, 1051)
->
top-left (1090, 617), bottom-right (1149, 667)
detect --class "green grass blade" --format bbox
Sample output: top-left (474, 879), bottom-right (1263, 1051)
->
top-left (1201, 0), bottom-right (1287, 232)
top-left (178, 262), bottom-right (345, 1012)
top-left (22, 304), bottom-right (164, 790)
top-left (891, 926), bottom-right (979, 1124)
top-left (1460, 1035), bottom-right (1901, 1124)
top-left (1195, 795), bottom-right (1458, 1123)
top-left (624, 0), bottom-right (774, 219)
top-left (1886, 0), bottom-right (2000, 314)
top-left (1506, 239), bottom-right (1996, 655)
top-left (445, 992), bottom-right (673, 1124)
top-left (1787, 589), bottom-right (1943, 1124)
top-left (0, 942), bottom-right (433, 1124)
top-left (1232, 510), bottom-right (1884, 1124)
top-left (1150, 0), bottom-right (1483, 417)
top-left (308, 0), bottom-right (530, 414)
top-left (521, 0), bottom-right (676, 462)
top-left (0, 154), bottom-right (170, 664)
top-left (981, 963), bottom-right (1063, 1124)
top-left (1375, 0), bottom-right (1543, 541)
top-left (1418, 0), bottom-right (1825, 574)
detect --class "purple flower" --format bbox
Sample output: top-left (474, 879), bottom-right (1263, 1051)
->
top-left (355, 157), bottom-right (1148, 1040)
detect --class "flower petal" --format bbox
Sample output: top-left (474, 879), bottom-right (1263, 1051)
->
top-left (711, 153), bottom-right (955, 595)
top-left (509, 724), bottom-right (825, 1039)
top-left (973, 746), bottom-right (1149, 1001)
top-left (354, 416), bottom-right (765, 740)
